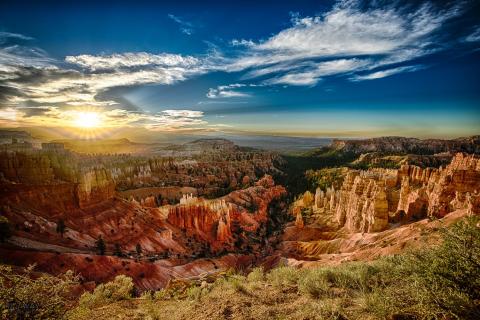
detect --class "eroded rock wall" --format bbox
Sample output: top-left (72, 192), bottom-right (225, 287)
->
top-left (307, 153), bottom-right (480, 233)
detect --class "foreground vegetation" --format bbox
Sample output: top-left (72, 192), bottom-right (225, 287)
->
top-left (2, 216), bottom-right (479, 319)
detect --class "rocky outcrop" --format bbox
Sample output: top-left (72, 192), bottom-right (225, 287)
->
top-left (167, 175), bottom-right (287, 252)
top-left (0, 139), bottom-right (281, 206)
top-left (76, 168), bottom-right (116, 208)
top-left (0, 152), bottom-right (55, 183)
top-left (426, 153), bottom-right (480, 217)
top-left (167, 196), bottom-right (234, 248)
top-left (333, 171), bottom-right (390, 233)
top-left (302, 153), bottom-right (480, 233)
top-left (280, 208), bottom-right (472, 267)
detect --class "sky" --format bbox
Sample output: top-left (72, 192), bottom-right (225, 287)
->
top-left (0, 0), bottom-right (479, 139)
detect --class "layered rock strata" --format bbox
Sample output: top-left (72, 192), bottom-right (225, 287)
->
top-left (308, 153), bottom-right (480, 233)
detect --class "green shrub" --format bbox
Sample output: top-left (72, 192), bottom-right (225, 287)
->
top-left (246, 267), bottom-right (264, 282)
top-left (228, 276), bottom-right (248, 294)
top-left (186, 286), bottom-right (205, 301)
top-left (0, 264), bottom-right (78, 319)
top-left (298, 268), bottom-right (330, 298)
top-left (78, 275), bottom-right (134, 308)
top-left (266, 266), bottom-right (303, 288)
top-left (153, 289), bottom-right (169, 301)
top-left (362, 216), bottom-right (480, 319)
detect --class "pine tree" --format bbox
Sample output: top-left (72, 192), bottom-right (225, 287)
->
top-left (114, 243), bottom-right (122, 257)
top-left (136, 243), bottom-right (142, 256)
top-left (95, 237), bottom-right (106, 255)
top-left (0, 216), bottom-right (12, 243)
top-left (56, 219), bottom-right (66, 237)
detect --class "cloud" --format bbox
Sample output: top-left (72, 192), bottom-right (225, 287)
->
top-left (350, 65), bottom-right (423, 81)
top-left (66, 52), bottom-right (199, 71)
top-left (230, 39), bottom-right (255, 47)
top-left (168, 14), bottom-right (194, 35)
top-left (0, 51), bottom-right (207, 108)
top-left (465, 26), bottom-right (480, 42)
top-left (0, 42), bottom-right (210, 131)
top-left (161, 109), bottom-right (204, 118)
top-left (206, 83), bottom-right (259, 98)
top-left (264, 59), bottom-right (371, 86)
top-left (224, 1), bottom-right (462, 84)
top-left (0, 32), bottom-right (34, 44)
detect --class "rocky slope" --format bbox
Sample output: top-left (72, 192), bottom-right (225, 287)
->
top-left (0, 175), bottom-right (284, 290)
top-left (0, 138), bottom-right (289, 290)
top-left (285, 153), bottom-right (480, 264)
top-left (0, 161), bottom-right (285, 291)
top-left (307, 153), bottom-right (480, 233)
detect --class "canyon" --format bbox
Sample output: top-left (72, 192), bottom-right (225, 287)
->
top-left (0, 138), bottom-right (286, 290)
top-left (0, 133), bottom-right (479, 293)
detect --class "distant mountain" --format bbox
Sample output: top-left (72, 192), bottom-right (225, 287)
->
top-left (309, 135), bottom-right (480, 156)
top-left (0, 129), bottom-right (42, 147)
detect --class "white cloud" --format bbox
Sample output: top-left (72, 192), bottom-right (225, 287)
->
top-left (0, 48), bottom-right (211, 131)
top-left (0, 45), bottom-right (54, 68)
top-left (0, 32), bottom-right (34, 43)
top-left (224, 1), bottom-right (461, 84)
top-left (206, 83), bottom-right (258, 98)
top-left (350, 65), bottom-right (423, 81)
top-left (161, 109), bottom-right (204, 118)
top-left (66, 52), bottom-right (199, 71)
top-left (168, 14), bottom-right (194, 35)
top-left (1, 52), bottom-right (208, 109)
top-left (264, 58), bottom-right (370, 85)
top-left (230, 39), bottom-right (255, 47)
top-left (465, 26), bottom-right (480, 42)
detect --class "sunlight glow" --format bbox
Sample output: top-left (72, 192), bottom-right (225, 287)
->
top-left (73, 112), bottom-right (102, 128)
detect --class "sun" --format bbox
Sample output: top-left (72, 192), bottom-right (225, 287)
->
top-left (73, 111), bottom-right (102, 128)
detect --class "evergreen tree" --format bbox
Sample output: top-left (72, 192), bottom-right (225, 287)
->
top-left (135, 243), bottom-right (142, 256)
top-left (113, 243), bottom-right (122, 257)
top-left (0, 216), bottom-right (12, 243)
top-left (95, 237), bottom-right (106, 255)
top-left (56, 219), bottom-right (66, 237)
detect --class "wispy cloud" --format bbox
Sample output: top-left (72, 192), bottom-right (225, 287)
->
top-left (465, 26), bottom-right (480, 42)
top-left (0, 32), bottom-right (34, 44)
top-left (224, 1), bottom-right (462, 85)
top-left (0, 34), bottom-right (211, 131)
top-left (168, 14), bottom-right (195, 35)
top-left (206, 83), bottom-right (260, 98)
top-left (263, 59), bottom-right (371, 86)
top-left (350, 65), bottom-right (423, 81)
top-left (65, 52), bottom-right (199, 71)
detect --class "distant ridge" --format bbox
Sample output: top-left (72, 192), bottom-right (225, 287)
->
top-left (326, 135), bottom-right (480, 155)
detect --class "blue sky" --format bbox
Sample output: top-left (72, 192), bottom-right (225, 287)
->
top-left (0, 0), bottom-right (479, 138)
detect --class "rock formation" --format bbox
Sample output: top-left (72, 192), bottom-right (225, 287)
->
top-left (300, 153), bottom-right (480, 233)
top-left (167, 175), bottom-right (287, 251)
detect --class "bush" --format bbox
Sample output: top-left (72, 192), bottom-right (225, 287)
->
top-left (266, 266), bottom-right (303, 288)
top-left (78, 275), bottom-right (134, 308)
top-left (298, 269), bottom-right (330, 298)
top-left (0, 264), bottom-right (78, 319)
top-left (186, 286), bottom-right (205, 301)
top-left (246, 267), bottom-right (264, 282)
top-left (362, 216), bottom-right (480, 319)
top-left (230, 278), bottom-right (247, 293)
